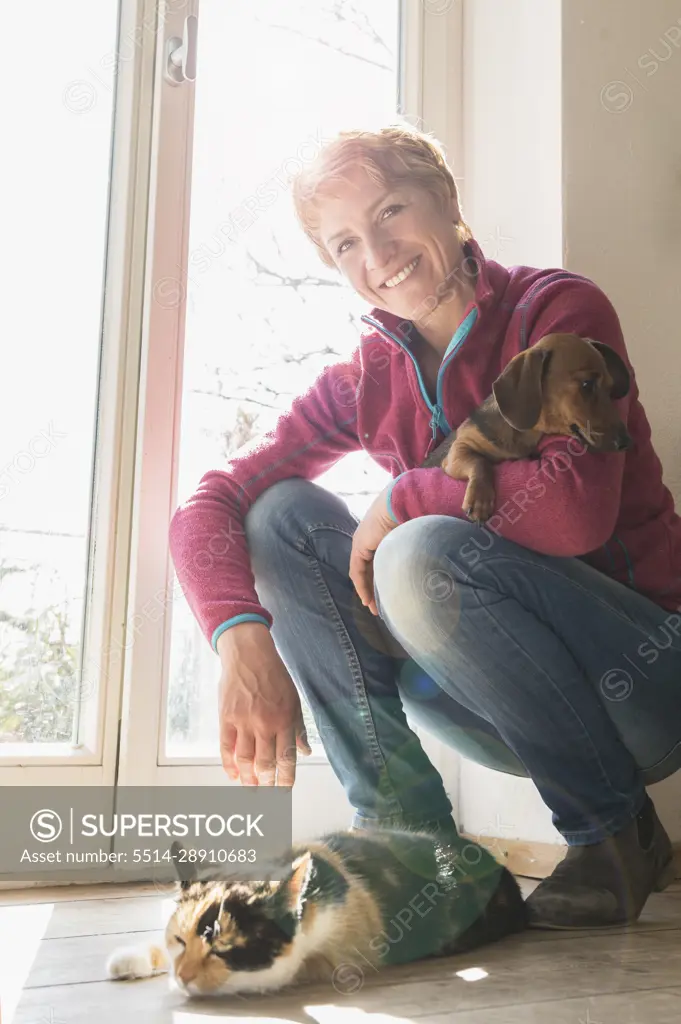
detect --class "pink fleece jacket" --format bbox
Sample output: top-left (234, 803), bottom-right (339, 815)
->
top-left (169, 238), bottom-right (681, 652)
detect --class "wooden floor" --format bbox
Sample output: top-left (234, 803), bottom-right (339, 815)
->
top-left (2, 877), bottom-right (681, 1023)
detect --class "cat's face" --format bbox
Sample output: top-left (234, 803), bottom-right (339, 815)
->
top-left (165, 853), bottom-right (313, 996)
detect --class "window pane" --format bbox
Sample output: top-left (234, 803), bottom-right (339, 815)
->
top-left (0, 4), bottom-right (118, 745)
top-left (166, 0), bottom-right (400, 757)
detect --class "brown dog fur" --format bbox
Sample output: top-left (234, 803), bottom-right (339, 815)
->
top-left (421, 332), bottom-right (632, 522)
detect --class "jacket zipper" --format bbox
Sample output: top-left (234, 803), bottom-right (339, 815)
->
top-left (360, 307), bottom-right (479, 448)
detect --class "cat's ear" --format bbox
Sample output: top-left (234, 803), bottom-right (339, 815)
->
top-left (281, 851), bottom-right (314, 914)
top-left (171, 840), bottom-right (198, 891)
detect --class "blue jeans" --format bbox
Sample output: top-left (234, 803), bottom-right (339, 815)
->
top-left (244, 478), bottom-right (681, 845)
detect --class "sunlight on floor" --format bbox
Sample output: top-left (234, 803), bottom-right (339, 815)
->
top-left (0, 903), bottom-right (55, 1022)
top-left (305, 1010), bottom-right (417, 1024)
top-left (455, 966), bottom-right (489, 981)
top-left (173, 1017), bottom-right (294, 1024)
top-left (173, 1009), bottom-right (418, 1024)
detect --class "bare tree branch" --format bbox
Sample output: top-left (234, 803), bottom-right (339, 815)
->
top-left (190, 389), bottom-right (279, 411)
top-left (330, 0), bottom-right (394, 58)
top-left (261, 20), bottom-right (392, 73)
top-left (247, 251), bottom-right (342, 290)
top-left (0, 527), bottom-right (84, 539)
top-left (259, 383), bottom-right (295, 399)
top-left (281, 345), bottom-right (341, 365)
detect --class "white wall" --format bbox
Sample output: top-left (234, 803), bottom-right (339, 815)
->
top-left (461, 0), bottom-right (562, 270)
top-left (456, 0), bottom-right (681, 846)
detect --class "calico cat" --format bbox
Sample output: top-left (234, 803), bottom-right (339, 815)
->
top-left (106, 827), bottom-right (527, 997)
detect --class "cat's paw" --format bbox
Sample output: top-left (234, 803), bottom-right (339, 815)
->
top-left (106, 943), bottom-right (169, 981)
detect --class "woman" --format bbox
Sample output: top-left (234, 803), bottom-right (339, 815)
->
top-left (169, 123), bottom-right (681, 930)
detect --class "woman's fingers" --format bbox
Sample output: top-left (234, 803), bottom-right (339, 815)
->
top-left (364, 560), bottom-right (377, 615)
top-left (351, 553), bottom-right (377, 614)
top-left (219, 722), bottom-right (239, 780)
top-left (254, 725), bottom-right (310, 786)
top-left (349, 545), bottom-right (376, 613)
top-left (296, 722), bottom-right (312, 757)
top-left (235, 731), bottom-right (258, 786)
top-left (255, 729), bottom-right (298, 786)
top-left (225, 726), bottom-right (300, 786)
top-left (269, 728), bottom-right (294, 787)
top-left (217, 633), bottom-right (314, 787)
top-left (254, 731), bottom-right (278, 786)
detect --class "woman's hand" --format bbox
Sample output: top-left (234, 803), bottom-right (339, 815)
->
top-left (349, 484), bottom-right (399, 616)
top-left (217, 622), bottom-right (311, 786)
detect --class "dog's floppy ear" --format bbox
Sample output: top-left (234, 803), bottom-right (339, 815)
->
top-left (492, 347), bottom-right (552, 431)
top-left (586, 340), bottom-right (630, 400)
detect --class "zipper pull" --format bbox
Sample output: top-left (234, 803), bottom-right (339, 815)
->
top-left (430, 405), bottom-right (448, 439)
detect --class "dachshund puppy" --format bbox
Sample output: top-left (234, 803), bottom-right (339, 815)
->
top-left (421, 332), bottom-right (632, 523)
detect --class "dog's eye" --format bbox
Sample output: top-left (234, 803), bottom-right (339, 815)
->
top-left (580, 378), bottom-right (597, 395)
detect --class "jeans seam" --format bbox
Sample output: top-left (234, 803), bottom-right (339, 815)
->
top-left (461, 578), bottom-right (643, 816)
top-left (457, 551), bottom-right (681, 654)
top-left (298, 522), bottom-right (405, 818)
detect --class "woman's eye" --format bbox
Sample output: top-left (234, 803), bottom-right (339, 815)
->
top-left (382, 204), bottom-right (403, 219)
top-left (336, 205), bottom-right (403, 256)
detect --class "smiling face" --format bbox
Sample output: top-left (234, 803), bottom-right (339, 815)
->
top-left (315, 163), bottom-right (473, 326)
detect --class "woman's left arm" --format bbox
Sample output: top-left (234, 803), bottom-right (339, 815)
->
top-left (383, 276), bottom-right (634, 558)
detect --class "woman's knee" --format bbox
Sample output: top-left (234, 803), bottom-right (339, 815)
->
top-left (374, 516), bottom-right (475, 641)
top-left (245, 478), bottom-right (307, 546)
top-left (244, 477), bottom-right (356, 555)
top-left (244, 480), bottom-right (325, 599)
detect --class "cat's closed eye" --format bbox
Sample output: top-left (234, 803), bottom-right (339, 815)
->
top-left (173, 936), bottom-right (186, 947)
top-left (209, 944), bottom-right (277, 970)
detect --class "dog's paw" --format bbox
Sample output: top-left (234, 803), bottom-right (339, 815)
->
top-left (106, 943), bottom-right (169, 981)
top-left (463, 480), bottom-right (496, 524)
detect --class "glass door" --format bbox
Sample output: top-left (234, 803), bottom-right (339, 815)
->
top-left (120, 0), bottom-right (464, 838)
top-left (0, 0), bottom-right (140, 787)
top-left (166, 1), bottom-right (401, 759)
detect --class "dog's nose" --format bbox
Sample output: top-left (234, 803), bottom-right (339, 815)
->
top-left (615, 429), bottom-right (633, 451)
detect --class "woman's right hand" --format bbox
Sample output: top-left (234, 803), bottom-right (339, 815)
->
top-left (216, 621), bottom-right (312, 786)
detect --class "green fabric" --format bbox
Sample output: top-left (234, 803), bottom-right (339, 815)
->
top-left (368, 830), bottom-right (505, 966)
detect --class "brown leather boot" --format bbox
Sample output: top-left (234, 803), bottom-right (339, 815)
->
top-left (526, 795), bottom-right (676, 929)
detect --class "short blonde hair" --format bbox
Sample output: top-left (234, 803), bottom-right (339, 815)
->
top-left (291, 122), bottom-right (472, 269)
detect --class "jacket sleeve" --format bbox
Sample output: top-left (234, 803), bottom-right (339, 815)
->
top-left (386, 276), bottom-right (633, 557)
top-left (169, 358), bottom-right (362, 651)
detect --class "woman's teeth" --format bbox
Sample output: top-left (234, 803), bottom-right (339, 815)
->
top-left (384, 257), bottom-right (420, 288)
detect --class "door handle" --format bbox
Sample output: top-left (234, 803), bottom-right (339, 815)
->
top-left (165, 14), bottom-right (198, 85)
